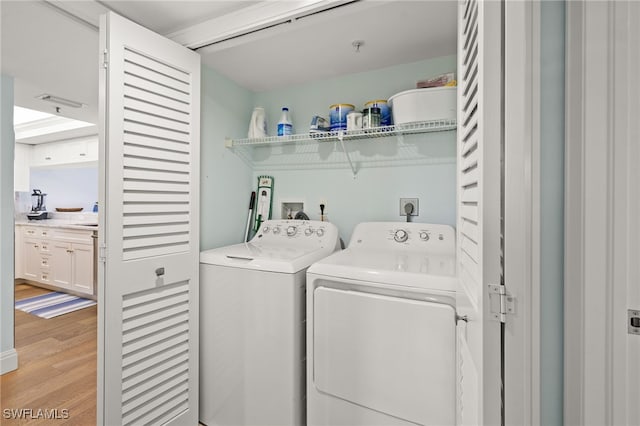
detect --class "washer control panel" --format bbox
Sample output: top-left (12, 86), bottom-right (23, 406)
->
top-left (350, 222), bottom-right (455, 254)
top-left (255, 220), bottom-right (338, 247)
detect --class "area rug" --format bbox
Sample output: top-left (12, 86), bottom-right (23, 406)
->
top-left (15, 292), bottom-right (96, 319)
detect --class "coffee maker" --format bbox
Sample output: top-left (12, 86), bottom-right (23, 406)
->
top-left (27, 189), bottom-right (49, 220)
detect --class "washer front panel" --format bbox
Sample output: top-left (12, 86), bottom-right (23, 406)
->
top-left (313, 286), bottom-right (456, 425)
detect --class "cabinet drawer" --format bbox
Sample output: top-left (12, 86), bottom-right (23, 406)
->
top-left (22, 227), bottom-right (50, 238)
top-left (40, 241), bottom-right (51, 253)
top-left (40, 255), bottom-right (51, 270)
top-left (40, 271), bottom-right (52, 284)
top-left (24, 238), bottom-right (51, 254)
top-left (53, 229), bottom-right (94, 244)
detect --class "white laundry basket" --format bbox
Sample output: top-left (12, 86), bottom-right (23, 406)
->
top-left (388, 87), bottom-right (457, 124)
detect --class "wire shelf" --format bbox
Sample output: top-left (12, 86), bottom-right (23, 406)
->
top-left (225, 119), bottom-right (457, 148)
top-left (225, 118), bottom-right (457, 177)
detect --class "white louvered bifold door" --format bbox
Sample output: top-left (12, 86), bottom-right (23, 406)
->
top-left (456, 0), bottom-right (503, 425)
top-left (98, 12), bottom-right (200, 426)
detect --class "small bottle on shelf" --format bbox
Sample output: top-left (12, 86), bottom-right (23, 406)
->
top-left (277, 107), bottom-right (293, 136)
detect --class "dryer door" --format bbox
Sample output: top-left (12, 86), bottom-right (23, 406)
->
top-left (313, 286), bottom-right (456, 425)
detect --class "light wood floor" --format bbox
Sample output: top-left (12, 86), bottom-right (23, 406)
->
top-left (1, 283), bottom-right (96, 425)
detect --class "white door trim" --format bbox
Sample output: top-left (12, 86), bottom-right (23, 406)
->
top-left (565, 1), bottom-right (640, 425)
top-left (0, 349), bottom-right (18, 375)
top-left (503, 0), bottom-right (541, 424)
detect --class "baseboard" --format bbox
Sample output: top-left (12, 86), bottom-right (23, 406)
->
top-left (0, 348), bottom-right (18, 374)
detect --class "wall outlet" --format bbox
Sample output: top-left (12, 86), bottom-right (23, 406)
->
top-left (400, 198), bottom-right (419, 216)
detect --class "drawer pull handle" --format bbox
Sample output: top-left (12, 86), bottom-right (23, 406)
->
top-left (155, 267), bottom-right (165, 277)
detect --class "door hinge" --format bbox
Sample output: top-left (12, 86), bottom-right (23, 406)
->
top-left (102, 49), bottom-right (108, 69)
top-left (488, 284), bottom-right (515, 323)
top-left (99, 243), bottom-right (107, 263)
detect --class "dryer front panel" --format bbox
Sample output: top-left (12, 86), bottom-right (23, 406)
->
top-left (313, 285), bottom-right (456, 425)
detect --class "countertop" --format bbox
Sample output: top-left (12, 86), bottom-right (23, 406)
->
top-left (15, 211), bottom-right (98, 231)
top-left (15, 219), bottom-right (98, 231)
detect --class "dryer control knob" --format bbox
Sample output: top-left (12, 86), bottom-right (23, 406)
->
top-left (272, 226), bottom-right (281, 234)
top-left (262, 226), bottom-right (270, 233)
top-left (394, 229), bottom-right (408, 243)
top-left (287, 226), bottom-right (297, 236)
top-left (305, 228), bottom-right (314, 236)
top-left (419, 232), bottom-right (429, 241)
top-left (316, 228), bottom-right (325, 237)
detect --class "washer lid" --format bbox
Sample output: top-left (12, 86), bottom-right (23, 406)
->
top-left (307, 247), bottom-right (457, 292)
top-left (201, 242), bottom-right (335, 273)
top-left (200, 219), bottom-right (340, 273)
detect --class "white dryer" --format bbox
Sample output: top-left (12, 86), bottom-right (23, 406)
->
top-left (306, 222), bottom-right (457, 426)
top-left (199, 219), bottom-right (340, 426)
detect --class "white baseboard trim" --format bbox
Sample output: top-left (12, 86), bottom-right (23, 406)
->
top-left (0, 348), bottom-right (18, 374)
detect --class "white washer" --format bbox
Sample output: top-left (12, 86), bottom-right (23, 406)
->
top-left (199, 219), bottom-right (340, 426)
top-left (306, 222), bottom-right (457, 426)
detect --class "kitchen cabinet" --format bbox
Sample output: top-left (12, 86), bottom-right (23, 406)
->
top-left (15, 225), bottom-right (95, 297)
top-left (14, 143), bottom-right (31, 192)
top-left (50, 229), bottom-right (95, 295)
top-left (18, 226), bottom-right (53, 284)
top-left (51, 240), bottom-right (93, 294)
top-left (30, 143), bottom-right (54, 167)
top-left (30, 135), bottom-right (98, 167)
top-left (225, 119), bottom-right (457, 177)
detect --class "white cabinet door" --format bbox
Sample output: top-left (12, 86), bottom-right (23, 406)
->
top-left (14, 143), bottom-right (31, 192)
top-left (22, 238), bottom-right (41, 281)
top-left (30, 143), bottom-right (55, 167)
top-left (85, 137), bottom-right (98, 162)
top-left (58, 139), bottom-right (86, 162)
top-left (50, 230), bottom-right (95, 295)
top-left (70, 242), bottom-right (94, 295)
top-left (51, 240), bottom-right (72, 289)
top-left (58, 136), bottom-right (99, 163)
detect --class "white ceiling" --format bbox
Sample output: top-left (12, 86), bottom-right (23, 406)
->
top-left (1, 0), bottom-right (456, 130)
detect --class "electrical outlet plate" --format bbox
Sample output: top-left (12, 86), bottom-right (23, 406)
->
top-left (399, 198), bottom-right (419, 216)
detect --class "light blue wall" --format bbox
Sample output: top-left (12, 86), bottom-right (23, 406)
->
top-left (251, 56), bottom-right (458, 243)
top-left (540, 1), bottom-right (565, 425)
top-left (29, 167), bottom-right (98, 212)
top-left (0, 74), bottom-right (15, 367)
top-left (253, 56), bottom-right (456, 138)
top-left (199, 65), bottom-right (254, 249)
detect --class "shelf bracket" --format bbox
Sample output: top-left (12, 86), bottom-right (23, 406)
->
top-left (337, 131), bottom-right (357, 178)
